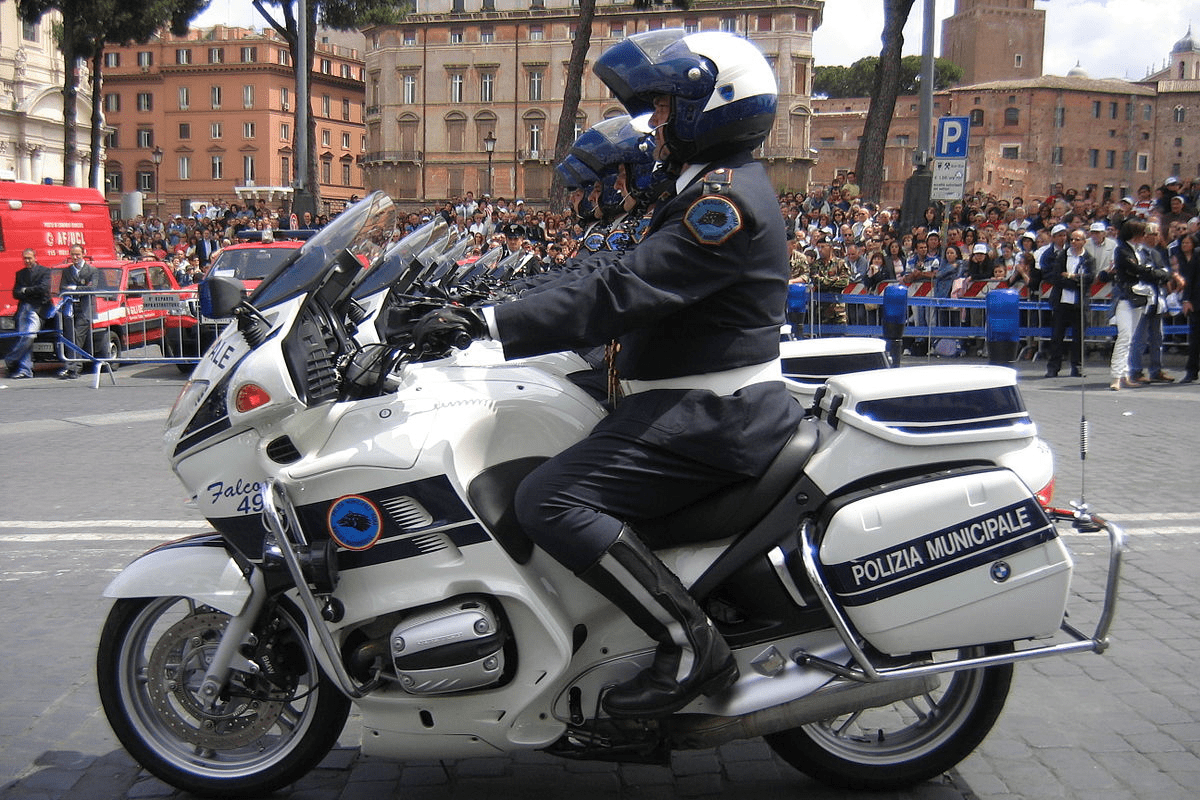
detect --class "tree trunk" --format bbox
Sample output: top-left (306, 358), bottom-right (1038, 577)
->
top-left (89, 47), bottom-right (103, 189)
top-left (854, 0), bottom-right (916, 205)
top-left (60, 28), bottom-right (79, 186)
top-left (549, 0), bottom-right (596, 210)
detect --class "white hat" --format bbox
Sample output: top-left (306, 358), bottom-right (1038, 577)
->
top-left (1050, 224), bottom-right (1068, 235)
top-left (1165, 176), bottom-right (1182, 186)
top-left (1089, 221), bottom-right (1107, 232)
top-left (972, 243), bottom-right (990, 255)
top-left (1120, 196), bottom-right (1135, 205)
top-left (1021, 230), bottom-right (1037, 241)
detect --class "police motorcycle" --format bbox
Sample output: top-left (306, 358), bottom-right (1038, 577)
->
top-left (97, 189), bottom-right (1123, 797)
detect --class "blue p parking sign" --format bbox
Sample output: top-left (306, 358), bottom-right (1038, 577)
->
top-left (936, 117), bottom-right (971, 159)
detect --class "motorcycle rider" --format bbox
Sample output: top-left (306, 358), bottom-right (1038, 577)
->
top-left (413, 29), bottom-right (802, 719)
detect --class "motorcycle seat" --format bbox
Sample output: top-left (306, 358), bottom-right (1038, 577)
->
top-left (642, 418), bottom-right (820, 548)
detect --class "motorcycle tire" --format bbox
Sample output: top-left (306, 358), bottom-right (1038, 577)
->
top-left (96, 595), bottom-right (351, 798)
top-left (765, 644), bottom-right (1013, 790)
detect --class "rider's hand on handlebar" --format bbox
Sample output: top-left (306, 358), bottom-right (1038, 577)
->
top-left (412, 306), bottom-right (488, 355)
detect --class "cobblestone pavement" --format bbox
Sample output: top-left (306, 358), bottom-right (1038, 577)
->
top-left (1, 354), bottom-right (1196, 800)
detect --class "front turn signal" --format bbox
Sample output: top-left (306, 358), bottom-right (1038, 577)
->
top-left (235, 383), bottom-right (272, 413)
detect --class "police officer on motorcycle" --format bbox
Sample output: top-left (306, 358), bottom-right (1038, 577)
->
top-left (413, 30), bottom-right (802, 719)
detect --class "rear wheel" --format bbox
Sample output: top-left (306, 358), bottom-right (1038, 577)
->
top-left (766, 645), bottom-right (1012, 790)
top-left (97, 596), bottom-right (350, 798)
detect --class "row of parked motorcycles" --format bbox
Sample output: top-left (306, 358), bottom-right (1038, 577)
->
top-left (96, 192), bottom-right (1123, 796)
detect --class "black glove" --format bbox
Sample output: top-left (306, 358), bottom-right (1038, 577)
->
top-left (411, 306), bottom-right (487, 355)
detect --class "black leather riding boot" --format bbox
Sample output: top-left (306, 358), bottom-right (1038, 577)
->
top-left (578, 526), bottom-right (738, 719)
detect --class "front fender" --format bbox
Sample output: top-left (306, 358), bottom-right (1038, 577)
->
top-left (103, 534), bottom-right (252, 616)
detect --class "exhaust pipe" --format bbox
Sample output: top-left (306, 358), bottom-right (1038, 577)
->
top-left (665, 674), bottom-right (939, 751)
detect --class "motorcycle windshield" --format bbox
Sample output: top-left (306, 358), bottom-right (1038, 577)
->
top-left (352, 216), bottom-right (447, 299)
top-left (249, 192), bottom-right (395, 310)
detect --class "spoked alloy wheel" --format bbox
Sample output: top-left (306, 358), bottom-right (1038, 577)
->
top-left (766, 645), bottom-right (1012, 790)
top-left (97, 596), bottom-right (350, 798)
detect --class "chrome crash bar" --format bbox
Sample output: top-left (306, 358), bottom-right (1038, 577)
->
top-left (795, 508), bottom-right (1124, 682)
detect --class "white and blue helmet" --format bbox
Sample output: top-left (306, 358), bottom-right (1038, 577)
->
top-left (593, 29), bottom-right (777, 164)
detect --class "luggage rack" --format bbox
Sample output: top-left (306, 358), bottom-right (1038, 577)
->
top-left (793, 509), bottom-right (1123, 682)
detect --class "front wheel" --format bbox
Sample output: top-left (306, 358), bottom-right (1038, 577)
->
top-left (766, 645), bottom-right (1012, 790)
top-left (97, 596), bottom-right (351, 798)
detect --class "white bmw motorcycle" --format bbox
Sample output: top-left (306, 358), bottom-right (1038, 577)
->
top-left (97, 193), bottom-right (1122, 797)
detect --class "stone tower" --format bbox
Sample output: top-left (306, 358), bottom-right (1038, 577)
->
top-left (941, 0), bottom-right (1045, 85)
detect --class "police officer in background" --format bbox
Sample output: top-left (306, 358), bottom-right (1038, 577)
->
top-left (412, 30), bottom-right (802, 719)
top-left (58, 245), bottom-right (96, 379)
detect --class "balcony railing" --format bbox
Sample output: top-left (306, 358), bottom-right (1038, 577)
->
top-left (361, 150), bottom-right (423, 164)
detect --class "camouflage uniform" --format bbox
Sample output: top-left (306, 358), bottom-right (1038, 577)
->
top-left (811, 257), bottom-right (851, 324)
top-left (788, 250), bottom-right (810, 283)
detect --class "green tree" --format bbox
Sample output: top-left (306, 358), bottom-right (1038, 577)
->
top-left (814, 55), bottom-right (961, 98)
top-left (252, 0), bottom-right (411, 212)
top-left (853, 0), bottom-right (917, 204)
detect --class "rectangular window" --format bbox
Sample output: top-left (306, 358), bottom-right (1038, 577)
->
top-left (105, 173), bottom-right (122, 193)
top-left (529, 69), bottom-right (543, 101)
top-left (1001, 145), bottom-right (1020, 160)
top-left (137, 51), bottom-right (152, 67)
top-left (529, 122), bottom-right (542, 154)
top-left (1054, 106), bottom-right (1065, 128)
top-left (137, 129), bottom-right (153, 148)
top-left (104, 130), bottom-right (118, 149)
top-left (450, 28), bottom-right (464, 44)
top-left (211, 85), bottom-right (222, 109)
top-left (211, 156), bottom-right (223, 180)
top-left (403, 75), bottom-right (417, 104)
top-left (320, 58), bottom-right (331, 74)
top-left (241, 46), bottom-right (257, 63)
top-left (22, 20), bottom-right (38, 42)
top-left (178, 86), bottom-right (190, 110)
top-left (341, 63), bottom-right (352, 78)
top-left (278, 49), bottom-right (291, 66)
top-left (137, 92), bottom-right (153, 111)
top-left (1014, 54), bottom-right (1023, 68)
top-left (758, 14), bottom-right (773, 32)
top-left (1144, 104), bottom-right (1153, 121)
top-left (1092, 100), bottom-right (1101, 118)
top-left (208, 47), bottom-right (223, 64)
top-left (1106, 150), bottom-right (1115, 169)
top-left (104, 93), bottom-right (121, 112)
top-left (280, 122), bottom-right (290, 141)
top-left (1137, 153), bottom-right (1149, 172)
top-left (137, 171), bottom-right (154, 192)
top-left (342, 132), bottom-right (351, 149)
top-left (529, 25), bottom-right (543, 41)
top-left (1088, 149), bottom-right (1099, 168)
top-left (684, 19), bottom-right (699, 34)
top-left (320, 95), bottom-right (330, 117)
top-left (211, 121), bottom-right (223, 140)
top-left (895, 134), bottom-right (910, 146)
top-left (322, 129), bottom-right (331, 147)
top-left (243, 155), bottom-right (255, 182)
top-left (281, 87), bottom-right (290, 109)
top-left (481, 72), bottom-right (495, 102)
top-left (610, 22), bottom-right (624, 38)
top-left (179, 156), bottom-right (191, 181)
top-left (242, 84), bottom-right (254, 109)
top-left (450, 73), bottom-right (464, 103)
top-left (176, 48), bottom-right (192, 65)
top-left (243, 121), bottom-right (256, 139)
top-left (342, 162), bottom-right (352, 186)
top-left (321, 159), bottom-right (331, 184)
top-left (404, 29), bottom-right (417, 46)
top-left (179, 123), bottom-right (190, 140)
top-left (481, 27), bottom-right (494, 43)
top-left (281, 156), bottom-right (290, 183)
top-left (104, 52), bottom-right (120, 68)
top-left (720, 17), bottom-right (737, 33)
top-left (342, 97), bottom-right (351, 121)
top-left (1109, 102), bottom-right (1118, 119)
top-left (1051, 146), bottom-right (1063, 165)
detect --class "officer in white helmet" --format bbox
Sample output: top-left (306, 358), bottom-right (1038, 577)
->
top-left (413, 29), bottom-right (802, 719)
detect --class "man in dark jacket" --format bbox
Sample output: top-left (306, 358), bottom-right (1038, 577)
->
top-left (1043, 231), bottom-right (1095, 377)
top-left (413, 30), bottom-right (802, 719)
top-left (4, 249), bottom-right (52, 378)
top-left (58, 245), bottom-right (96, 379)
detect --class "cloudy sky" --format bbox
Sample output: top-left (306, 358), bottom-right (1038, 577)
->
top-left (197, 0), bottom-right (1199, 82)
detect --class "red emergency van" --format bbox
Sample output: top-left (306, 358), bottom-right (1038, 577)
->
top-left (0, 181), bottom-right (195, 363)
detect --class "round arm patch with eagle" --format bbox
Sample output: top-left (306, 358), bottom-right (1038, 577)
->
top-left (684, 195), bottom-right (744, 246)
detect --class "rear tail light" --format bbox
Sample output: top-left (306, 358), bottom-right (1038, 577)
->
top-left (1034, 476), bottom-right (1055, 508)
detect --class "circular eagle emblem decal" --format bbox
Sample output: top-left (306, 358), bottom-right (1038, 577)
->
top-left (328, 495), bottom-right (382, 550)
top-left (684, 196), bottom-right (743, 246)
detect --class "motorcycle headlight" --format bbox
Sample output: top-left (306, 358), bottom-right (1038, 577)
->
top-left (168, 379), bottom-right (210, 430)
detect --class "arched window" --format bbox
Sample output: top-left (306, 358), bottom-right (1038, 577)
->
top-left (969, 108), bottom-right (984, 127)
top-left (1174, 105), bottom-right (1186, 123)
top-left (1004, 107), bottom-right (1019, 126)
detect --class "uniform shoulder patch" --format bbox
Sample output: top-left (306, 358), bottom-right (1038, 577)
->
top-left (684, 195), bottom-right (743, 246)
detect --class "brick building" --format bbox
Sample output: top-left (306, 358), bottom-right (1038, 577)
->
top-left (101, 26), bottom-right (366, 218)
top-left (940, 0), bottom-right (1045, 86)
top-left (360, 0), bottom-right (824, 203)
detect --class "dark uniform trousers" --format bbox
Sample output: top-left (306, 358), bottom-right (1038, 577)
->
top-left (494, 152), bottom-right (803, 573)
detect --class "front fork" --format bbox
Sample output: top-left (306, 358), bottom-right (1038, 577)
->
top-left (196, 568), bottom-right (268, 710)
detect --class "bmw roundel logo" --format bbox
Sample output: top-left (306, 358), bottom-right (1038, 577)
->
top-left (990, 561), bottom-right (1012, 582)
top-left (328, 495), bottom-right (382, 550)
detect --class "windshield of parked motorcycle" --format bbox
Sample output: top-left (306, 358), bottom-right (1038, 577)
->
top-left (248, 192), bottom-right (396, 310)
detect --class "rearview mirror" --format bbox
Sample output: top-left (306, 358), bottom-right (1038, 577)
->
top-left (199, 275), bottom-right (245, 318)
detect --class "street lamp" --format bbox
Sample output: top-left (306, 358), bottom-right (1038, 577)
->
top-left (483, 131), bottom-right (496, 197)
top-left (151, 145), bottom-right (163, 219)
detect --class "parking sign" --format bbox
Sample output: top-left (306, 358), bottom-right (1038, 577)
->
top-left (936, 117), bottom-right (971, 159)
